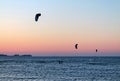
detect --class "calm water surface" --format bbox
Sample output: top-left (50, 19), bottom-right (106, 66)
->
top-left (0, 56), bottom-right (120, 81)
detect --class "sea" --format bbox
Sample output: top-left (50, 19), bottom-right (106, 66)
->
top-left (0, 56), bottom-right (120, 81)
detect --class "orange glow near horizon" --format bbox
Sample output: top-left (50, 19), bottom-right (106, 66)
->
top-left (0, 35), bottom-right (119, 55)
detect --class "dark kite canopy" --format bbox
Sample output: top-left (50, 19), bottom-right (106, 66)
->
top-left (75, 44), bottom-right (78, 49)
top-left (35, 13), bottom-right (41, 22)
top-left (96, 49), bottom-right (98, 52)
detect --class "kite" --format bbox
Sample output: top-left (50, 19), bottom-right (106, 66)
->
top-left (35, 13), bottom-right (41, 22)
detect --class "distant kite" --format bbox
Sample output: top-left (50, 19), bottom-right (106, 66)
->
top-left (96, 49), bottom-right (98, 52)
top-left (75, 44), bottom-right (78, 49)
top-left (35, 13), bottom-right (41, 22)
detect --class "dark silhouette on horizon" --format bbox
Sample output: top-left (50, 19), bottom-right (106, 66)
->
top-left (0, 54), bottom-right (7, 57)
top-left (35, 13), bottom-right (41, 22)
top-left (75, 44), bottom-right (78, 49)
top-left (0, 54), bottom-right (32, 57)
top-left (21, 55), bottom-right (32, 57)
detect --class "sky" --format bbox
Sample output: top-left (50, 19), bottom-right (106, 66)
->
top-left (0, 0), bottom-right (120, 56)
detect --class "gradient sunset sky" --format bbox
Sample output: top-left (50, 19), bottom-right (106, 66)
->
top-left (0, 0), bottom-right (120, 56)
